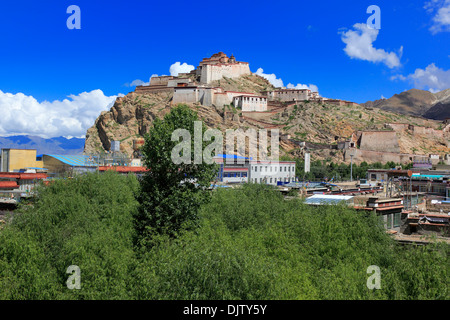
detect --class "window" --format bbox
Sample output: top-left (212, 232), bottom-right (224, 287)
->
top-left (393, 212), bottom-right (401, 227)
top-left (284, 167), bottom-right (287, 172)
top-left (270, 178), bottom-right (273, 183)
top-left (288, 166), bottom-right (290, 172)
top-left (255, 166), bottom-right (257, 172)
top-left (386, 214), bottom-right (393, 229)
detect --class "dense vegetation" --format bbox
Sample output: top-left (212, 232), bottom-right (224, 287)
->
top-left (0, 106), bottom-right (446, 300)
top-left (0, 173), bottom-right (448, 300)
top-left (134, 105), bottom-right (217, 246)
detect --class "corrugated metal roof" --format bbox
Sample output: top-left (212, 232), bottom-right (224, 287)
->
top-left (304, 194), bottom-right (354, 205)
top-left (45, 155), bottom-right (94, 167)
top-left (214, 154), bottom-right (250, 160)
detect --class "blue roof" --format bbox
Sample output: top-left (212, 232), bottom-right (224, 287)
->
top-left (411, 174), bottom-right (444, 179)
top-left (215, 154), bottom-right (251, 160)
top-left (45, 155), bottom-right (96, 167)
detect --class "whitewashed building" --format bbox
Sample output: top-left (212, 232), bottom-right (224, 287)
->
top-left (233, 95), bottom-right (268, 112)
top-left (249, 160), bottom-right (296, 185)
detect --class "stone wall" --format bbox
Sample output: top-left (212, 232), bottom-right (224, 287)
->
top-left (200, 63), bottom-right (250, 84)
top-left (172, 87), bottom-right (198, 104)
top-left (358, 131), bottom-right (400, 153)
top-left (344, 149), bottom-right (428, 164)
top-left (386, 123), bottom-right (409, 131)
top-left (150, 76), bottom-right (174, 86)
top-left (411, 125), bottom-right (444, 138)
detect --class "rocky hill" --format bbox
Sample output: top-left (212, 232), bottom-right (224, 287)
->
top-left (84, 75), bottom-right (449, 163)
top-left (362, 88), bottom-right (450, 120)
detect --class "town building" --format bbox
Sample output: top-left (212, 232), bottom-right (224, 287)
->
top-left (0, 171), bottom-right (48, 203)
top-left (41, 155), bottom-right (98, 177)
top-left (0, 149), bottom-right (44, 172)
top-left (213, 154), bottom-right (296, 185)
top-left (233, 95), bottom-right (268, 112)
top-left (248, 160), bottom-right (296, 185)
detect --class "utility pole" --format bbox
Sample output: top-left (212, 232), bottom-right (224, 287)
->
top-left (348, 148), bottom-right (356, 183)
top-left (350, 154), bottom-right (354, 182)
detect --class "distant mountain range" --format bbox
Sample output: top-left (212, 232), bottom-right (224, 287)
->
top-left (0, 135), bottom-right (85, 155)
top-left (362, 88), bottom-right (450, 120)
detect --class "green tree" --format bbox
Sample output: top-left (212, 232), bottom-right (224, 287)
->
top-left (134, 105), bottom-right (218, 246)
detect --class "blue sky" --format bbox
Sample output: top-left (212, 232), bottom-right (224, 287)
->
top-left (0, 0), bottom-right (449, 138)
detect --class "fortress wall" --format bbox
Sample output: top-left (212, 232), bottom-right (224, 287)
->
top-left (173, 88), bottom-right (198, 104)
top-left (214, 93), bottom-right (231, 107)
top-left (412, 126), bottom-right (444, 138)
top-left (198, 88), bottom-right (214, 107)
top-left (275, 90), bottom-right (309, 101)
top-left (344, 149), bottom-right (427, 164)
top-left (201, 63), bottom-right (250, 83)
top-left (150, 76), bottom-right (174, 86)
top-left (134, 86), bottom-right (173, 94)
top-left (358, 131), bottom-right (400, 153)
top-left (386, 123), bottom-right (409, 131)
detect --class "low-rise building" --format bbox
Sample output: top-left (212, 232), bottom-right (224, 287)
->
top-left (248, 160), bottom-right (296, 185)
top-left (213, 155), bottom-right (296, 185)
top-left (233, 95), bottom-right (267, 112)
top-left (0, 148), bottom-right (44, 172)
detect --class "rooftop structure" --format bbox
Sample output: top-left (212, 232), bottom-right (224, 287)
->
top-left (304, 194), bottom-right (354, 206)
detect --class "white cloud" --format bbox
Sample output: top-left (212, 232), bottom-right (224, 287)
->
top-left (425, 0), bottom-right (450, 34)
top-left (254, 68), bottom-right (284, 87)
top-left (126, 61), bottom-right (195, 86)
top-left (0, 89), bottom-right (120, 138)
top-left (169, 62), bottom-right (195, 76)
top-left (126, 74), bottom-right (159, 87)
top-left (339, 23), bottom-right (402, 68)
top-left (391, 63), bottom-right (450, 92)
top-left (255, 68), bottom-right (319, 92)
top-left (287, 83), bottom-right (319, 93)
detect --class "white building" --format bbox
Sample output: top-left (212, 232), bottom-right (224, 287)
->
top-left (249, 160), bottom-right (296, 185)
top-left (196, 52), bottom-right (251, 84)
top-left (262, 88), bottom-right (318, 102)
top-left (233, 95), bottom-right (268, 112)
top-left (213, 155), bottom-right (296, 186)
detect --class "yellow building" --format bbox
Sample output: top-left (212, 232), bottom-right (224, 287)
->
top-left (0, 149), bottom-right (44, 172)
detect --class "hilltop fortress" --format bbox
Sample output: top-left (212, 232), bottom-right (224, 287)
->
top-left (133, 52), bottom-right (350, 112)
top-left (85, 51), bottom-right (449, 164)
